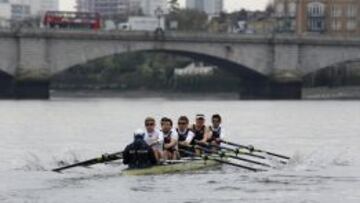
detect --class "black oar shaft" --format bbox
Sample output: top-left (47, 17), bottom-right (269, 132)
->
top-left (52, 152), bottom-right (123, 172)
top-left (212, 158), bottom-right (261, 172)
top-left (196, 145), bottom-right (271, 168)
top-left (219, 145), bottom-right (266, 159)
top-left (196, 141), bottom-right (266, 159)
top-left (179, 149), bottom-right (263, 172)
top-left (52, 158), bottom-right (101, 172)
top-left (221, 140), bottom-right (290, 160)
top-left (262, 151), bottom-right (290, 160)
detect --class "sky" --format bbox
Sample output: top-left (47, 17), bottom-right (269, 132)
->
top-left (60, 0), bottom-right (270, 12)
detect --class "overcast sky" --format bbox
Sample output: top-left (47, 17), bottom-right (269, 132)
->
top-left (60, 0), bottom-right (270, 12)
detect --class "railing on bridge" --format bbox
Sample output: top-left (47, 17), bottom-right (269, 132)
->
top-left (1, 27), bottom-right (360, 46)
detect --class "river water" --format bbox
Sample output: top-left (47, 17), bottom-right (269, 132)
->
top-left (0, 98), bottom-right (359, 203)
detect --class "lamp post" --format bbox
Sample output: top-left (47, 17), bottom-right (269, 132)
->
top-left (154, 6), bottom-right (164, 30)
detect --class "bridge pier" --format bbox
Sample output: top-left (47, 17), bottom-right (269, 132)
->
top-left (239, 77), bottom-right (270, 99)
top-left (0, 79), bottom-right (50, 99)
top-left (14, 79), bottom-right (50, 99)
top-left (12, 67), bottom-right (51, 99)
top-left (267, 80), bottom-right (302, 99)
top-left (239, 73), bottom-right (302, 100)
top-left (0, 73), bottom-right (15, 99)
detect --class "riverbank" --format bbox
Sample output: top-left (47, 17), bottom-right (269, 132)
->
top-left (51, 87), bottom-right (360, 100)
top-left (303, 86), bottom-right (360, 100)
top-left (50, 90), bottom-right (240, 100)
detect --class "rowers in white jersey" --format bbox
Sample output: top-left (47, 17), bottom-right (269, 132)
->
top-left (160, 117), bottom-right (179, 160)
top-left (143, 117), bottom-right (163, 162)
top-left (208, 114), bottom-right (225, 146)
top-left (176, 116), bottom-right (195, 157)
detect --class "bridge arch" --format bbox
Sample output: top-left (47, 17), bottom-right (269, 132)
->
top-left (303, 59), bottom-right (360, 86)
top-left (47, 38), bottom-right (272, 77)
top-left (302, 58), bottom-right (360, 77)
top-left (52, 49), bottom-right (268, 82)
top-left (300, 45), bottom-right (360, 76)
top-left (51, 49), bottom-right (280, 99)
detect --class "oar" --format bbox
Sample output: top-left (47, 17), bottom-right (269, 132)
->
top-left (52, 151), bottom-right (123, 173)
top-left (195, 145), bottom-right (271, 168)
top-left (220, 140), bottom-right (290, 160)
top-left (195, 141), bottom-right (267, 159)
top-left (178, 149), bottom-right (265, 172)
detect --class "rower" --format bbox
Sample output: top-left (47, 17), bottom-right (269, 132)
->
top-left (161, 117), bottom-right (179, 160)
top-left (208, 114), bottom-right (225, 146)
top-left (123, 129), bottom-right (158, 169)
top-left (143, 117), bottom-right (163, 162)
top-left (191, 114), bottom-right (211, 155)
top-left (176, 116), bottom-right (195, 157)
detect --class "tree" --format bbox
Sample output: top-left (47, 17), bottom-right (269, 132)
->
top-left (168, 0), bottom-right (180, 14)
top-left (265, 2), bottom-right (275, 15)
top-left (167, 9), bottom-right (208, 31)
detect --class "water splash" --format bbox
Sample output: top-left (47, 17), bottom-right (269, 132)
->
top-left (51, 150), bottom-right (82, 168)
top-left (17, 152), bottom-right (47, 171)
top-left (282, 148), bottom-right (354, 172)
top-left (16, 149), bottom-right (86, 172)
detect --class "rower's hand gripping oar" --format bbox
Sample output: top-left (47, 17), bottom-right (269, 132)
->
top-left (220, 140), bottom-right (290, 160)
top-left (52, 151), bottom-right (123, 173)
top-left (178, 148), bottom-right (265, 172)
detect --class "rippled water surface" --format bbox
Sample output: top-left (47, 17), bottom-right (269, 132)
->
top-left (0, 98), bottom-right (359, 203)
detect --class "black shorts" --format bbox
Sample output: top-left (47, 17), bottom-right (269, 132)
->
top-left (165, 147), bottom-right (177, 153)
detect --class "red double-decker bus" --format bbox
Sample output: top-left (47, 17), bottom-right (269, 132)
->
top-left (43, 11), bottom-right (101, 30)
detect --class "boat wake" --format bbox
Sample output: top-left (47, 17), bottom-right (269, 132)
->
top-left (281, 147), bottom-right (354, 172)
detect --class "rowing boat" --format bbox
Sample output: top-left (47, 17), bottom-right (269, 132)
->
top-left (122, 159), bottom-right (221, 176)
top-left (51, 141), bottom-right (289, 174)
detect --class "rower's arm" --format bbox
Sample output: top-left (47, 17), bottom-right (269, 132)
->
top-left (157, 132), bottom-right (164, 146)
top-left (165, 138), bottom-right (177, 149)
top-left (179, 141), bottom-right (189, 146)
top-left (201, 127), bottom-right (211, 143)
top-left (185, 131), bottom-right (195, 144)
top-left (220, 128), bottom-right (225, 140)
top-left (122, 145), bottom-right (130, 165)
top-left (148, 147), bottom-right (157, 164)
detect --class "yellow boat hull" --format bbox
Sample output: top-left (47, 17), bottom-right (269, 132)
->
top-left (122, 159), bottom-right (221, 176)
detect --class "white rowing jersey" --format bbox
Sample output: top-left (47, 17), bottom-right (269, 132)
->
top-left (144, 129), bottom-right (163, 151)
top-left (161, 129), bottom-right (179, 150)
top-left (177, 128), bottom-right (195, 143)
top-left (210, 125), bottom-right (225, 140)
top-left (160, 129), bottom-right (179, 142)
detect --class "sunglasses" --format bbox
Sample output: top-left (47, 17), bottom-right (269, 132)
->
top-left (178, 122), bottom-right (187, 125)
top-left (145, 123), bottom-right (155, 127)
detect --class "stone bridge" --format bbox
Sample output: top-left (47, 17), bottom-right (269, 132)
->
top-left (1, 29), bottom-right (360, 99)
